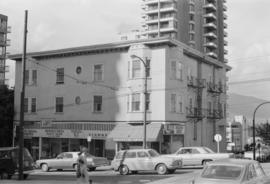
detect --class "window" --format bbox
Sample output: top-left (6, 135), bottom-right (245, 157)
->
top-left (125, 151), bottom-right (136, 158)
top-left (32, 70), bottom-right (37, 85)
top-left (146, 59), bottom-right (150, 77)
top-left (93, 96), bottom-right (102, 112)
top-left (24, 98), bottom-right (28, 113)
top-left (208, 101), bottom-right (212, 115)
top-left (137, 151), bottom-right (148, 158)
top-left (171, 61), bottom-right (176, 79)
top-left (56, 68), bottom-right (64, 84)
top-left (178, 95), bottom-right (183, 113)
top-left (131, 93), bottom-right (140, 111)
top-left (25, 70), bottom-right (29, 85)
top-left (171, 94), bottom-right (176, 112)
top-left (94, 64), bottom-right (103, 81)
top-left (31, 98), bottom-right (36, 113)
top-left (189, 98), bottom-right (193, 109)
top-left (55, 97), bottom-right (64, 113)
top-left (132, 60), bottom-right (141, 78)
top-left (177, 62), bottom-right (183, 80)
top-left (146, 93), bottom-right (150, 111)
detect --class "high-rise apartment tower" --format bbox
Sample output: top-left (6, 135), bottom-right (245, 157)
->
top-left (0, 14), bottom-right (10, 86)
top-left (141, 0), bottom-right (227, 63)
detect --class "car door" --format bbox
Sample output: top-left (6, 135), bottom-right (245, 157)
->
top-left (50, 153), bottom-right (65, 169)
top-left (191, 148), bottom-right (204, 165)
top-left (136, 151), bottom-right (154, 171)
top-left (123, 151), bottom-right (137, 171)
top-left (175, 148), bottom-right (193, 166)
top-left (62, 153), bottom-right (74, 169)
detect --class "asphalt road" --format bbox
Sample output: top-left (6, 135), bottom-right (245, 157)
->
top-left (2, 163), bottom-right (270, 184)
top-left (1, 166), bottom-right (201, 184)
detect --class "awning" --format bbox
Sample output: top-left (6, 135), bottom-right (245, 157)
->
top-left (108, 123), bottom-right (163, 142)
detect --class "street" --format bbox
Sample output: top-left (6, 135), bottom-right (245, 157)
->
top-left (2, 163), bottom-right (270, 184)
top-left (1, 166), bottom-right (201, 184)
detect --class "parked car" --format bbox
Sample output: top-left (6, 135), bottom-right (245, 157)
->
top-left (111, 149), bottom-right (182, 175)
top-left (167, 147), bottom-right (233, 166)
top-left (244, 151), bottom-right (267, 162)
top-left (35, 152), bottom-right (110, 172)
top-left (190, 158), bottom-right (270, 184)
top-left (0, 147), bottom-right (34, 179)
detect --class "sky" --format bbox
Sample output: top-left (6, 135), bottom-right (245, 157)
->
top-left (2, 0), bottom-right (270, 101)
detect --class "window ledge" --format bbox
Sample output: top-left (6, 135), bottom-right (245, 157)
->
top-left (55, 112), bottom-right (64, 115)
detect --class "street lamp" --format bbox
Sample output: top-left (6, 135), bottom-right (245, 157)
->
top-left (130, 54), bottom-right (149, 149)
top-left (252, 102), bottom-right (270, 160)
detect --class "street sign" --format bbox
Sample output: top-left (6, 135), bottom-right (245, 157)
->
top-left (214, 134), bottom-right (222, 153)
top-left (214, 134), bottom-right (222, 142)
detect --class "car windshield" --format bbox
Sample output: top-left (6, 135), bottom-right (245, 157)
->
top-left (201, 165), bottom-right (243, 180)
top-left (148, 150), bottom-right (159, 157)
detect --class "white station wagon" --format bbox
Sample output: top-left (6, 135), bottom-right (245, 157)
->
top-left (111, 149), bottom-right (182, 175)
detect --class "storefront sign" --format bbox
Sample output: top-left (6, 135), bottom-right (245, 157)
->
top-left (24, 128), bottom-right (109, 139)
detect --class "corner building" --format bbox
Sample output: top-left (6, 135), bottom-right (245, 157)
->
top-left (11, 38), bottom-right (230, 160)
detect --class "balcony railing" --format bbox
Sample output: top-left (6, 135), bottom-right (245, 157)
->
top-left (187, 76), bottom-right (206, 88)
top-left (186, 107), bottom-right (204, 119)
top-left (207, 109), bottom-right (223, 119)
top-left (207, 82), bottom-right (223, 94)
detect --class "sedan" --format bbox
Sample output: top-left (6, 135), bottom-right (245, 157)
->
top-left (190, 158), bottom-right (270, 184)
top-left (167, 147), bottom-right (233, 166)
top-left (111, 149), bottom-right (182, 175)
top-left (36, 152), bottom-right (109, 172)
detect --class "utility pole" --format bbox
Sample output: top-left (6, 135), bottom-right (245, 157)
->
top-left (18, 10), bottom-right (28, 180)
top-left (130, 55), bottom-right (149, 149)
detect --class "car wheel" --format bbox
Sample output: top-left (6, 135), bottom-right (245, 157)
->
top-left (202, 160), bottom-right (211, 166)
top-left (41, 163), bottom-right (49, 172)
top-left (23, 174), bottom-right (29, 180)
top-left (119, 165), bottom-right (129, 175)
top-left (168, 169), bottom-right (176, 174)
top-left (156, 164), bottom-right (168, 175)
top-left (73, 164), bottom-right (78, 171)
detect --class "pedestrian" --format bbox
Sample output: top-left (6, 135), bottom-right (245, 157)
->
top-left (76, 146), bottom-right (92, 184)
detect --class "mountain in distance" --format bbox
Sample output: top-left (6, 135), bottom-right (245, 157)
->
top-left (228, 93), bottom-right (270, 121)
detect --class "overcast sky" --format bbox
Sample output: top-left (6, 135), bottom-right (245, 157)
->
top-left (2, 0), bottom-right (270, 102)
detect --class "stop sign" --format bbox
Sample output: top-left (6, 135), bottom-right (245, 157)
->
top-left (214, 134), bottom-right (222, 142)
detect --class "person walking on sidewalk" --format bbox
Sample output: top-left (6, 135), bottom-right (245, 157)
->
top-left (76, 146), bottom-right (91, 184)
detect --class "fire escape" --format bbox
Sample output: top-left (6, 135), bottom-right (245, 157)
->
top-left (186, 76), bottom-right (206, 121)
top-left (206, 80), bottom-right (223, 120)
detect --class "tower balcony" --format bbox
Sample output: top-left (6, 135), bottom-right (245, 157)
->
top-left (160, 4), bottom-right (177, 13)
top-left (224, 49), bottom-right (228, 55)
top-left (204, 32), bottom-right (217, 39)
top-left (224, 40), bottom-right (228, 46)
top-left (223, 13), bottom-right (228, 20)
top-left (224, 31), bottom-right (228, 37)
top-left (223, 4), bottom-right (227, 11)
top-left (203, 13), bottom-right (217, 21)
top-left (186, 107), bottom-right (204, 119)
top-left (145, 7), bottom-right (159, 14)
top-left (203, 23), bottom-right (217, 30)
top-left (203, 4), bottom-right (217, 11)
top-left (143, 0), bottom-right (176, 5)
top-left (224, 22), bottom-right (228, 29)
top-left (224, 58), bottom-right (228, 63)
top-left (160, 15), bottom-right (177, 23)
top-left (160, 25), bottom-right (177, 33)
top-left (206, 52), bottom-right (218, 59)
top-left (204, 42), bottom-right (218, 49)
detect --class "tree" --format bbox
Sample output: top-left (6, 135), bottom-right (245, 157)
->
top-left (0, 85), bottom-right (14, 147)
top-left (256, 120), bottom-right (270, 145)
